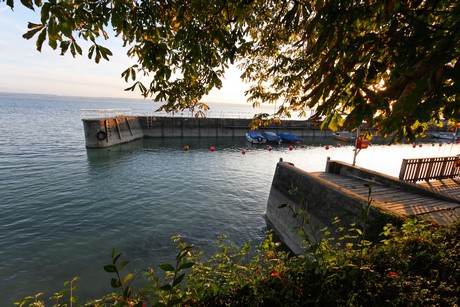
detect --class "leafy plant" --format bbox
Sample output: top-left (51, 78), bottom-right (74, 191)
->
top-left (15, 277), bottom-right (79, 307)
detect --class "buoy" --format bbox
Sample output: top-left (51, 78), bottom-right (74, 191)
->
top-left (242, 149), bottom-right (246, 155)
top-left (325, 145), bottom-right (330, 150)
top-left (337, 144), bottom-right (341, 148)
top-left (289, 145), bottom-right (293, 151)
top-left (210, 146), bottom-right (215, 152)
top-left (447, 141), bottom-right (451, 145)
top-left (183, 145), bottom-right (190, 151)
top-left (267, 146), bottom-right (273, 151)
top-left (412, 144), bottom-right (416, 148)
top-left (419, 144), bottom-right (422, 147)
top-left (439, 143), bottom-right (443, 147)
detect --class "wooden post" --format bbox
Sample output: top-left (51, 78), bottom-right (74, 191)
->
top-left (399, 159), bottom-right (408, 180)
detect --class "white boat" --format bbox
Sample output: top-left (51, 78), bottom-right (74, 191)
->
top-left (246, 130), bottom-right (267, 144)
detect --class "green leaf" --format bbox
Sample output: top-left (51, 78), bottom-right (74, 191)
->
top-left (23, 27), bottom-right (43, 40)
top-left (98, 45), bottom-right (113, 61)
top-left (178, 262), bottom-right (194, 270)
top-left (60, 41), bottom-right (70, 55)
top-left (40, 3), bottom-right (50, 24)
top-left (48, 36), bottom-right (57, 50)
top-left (20, 0), bottom-right (34, 10)
top-left (158, 263), bottom-right (175, 272)
top-left (103, 264), bottom-right (117, 273)
top-left (172, 273), bottom-right (185, 287)
top-left (95, 49), bottom-right (101, 63)
top-left (159, 284), bottom-right (172, 291)
top-left (111, 278), bottom-right (121, 288)
top-left (35, 28), bottom-right (47, 52)
top-left (88, 45), bottom-right (95, 60)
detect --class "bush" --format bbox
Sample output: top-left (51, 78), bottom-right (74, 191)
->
top-left (16, 218), bottom-right (459, 307)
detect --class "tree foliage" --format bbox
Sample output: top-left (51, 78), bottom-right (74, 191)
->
top-left (4, 0), bottom-right (459, 140)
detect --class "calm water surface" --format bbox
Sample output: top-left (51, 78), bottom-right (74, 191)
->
top-left (0, 93), bottom-right (458, 305)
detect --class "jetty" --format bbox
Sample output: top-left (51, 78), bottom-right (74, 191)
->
top-left (266, 157), bottom-right (460, 254)
top-left (81, 110), bottom-right (329, 148)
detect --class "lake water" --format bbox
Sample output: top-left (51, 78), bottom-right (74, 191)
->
top-left (0, 93), bottom-right (458, 305)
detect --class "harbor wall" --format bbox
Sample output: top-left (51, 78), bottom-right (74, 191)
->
top-left (83, 116), bottom-right (332, 148)
top-left (82, 116), bottom-right (144, 148)
top-left (139, 116), bottom-right (331, 138)
top-left (266, 161), bottom-right (403, 254)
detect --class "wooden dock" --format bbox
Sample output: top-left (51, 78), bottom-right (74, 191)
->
top-left (266, 159), bottom-right (459, 254)
top-left (418, 178), bottom-right (460, 202)
top-left (314, 173), bottom-right (460, 225)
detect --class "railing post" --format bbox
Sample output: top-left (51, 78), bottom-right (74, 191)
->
top-left (399, 159), bottom-right (408, 180)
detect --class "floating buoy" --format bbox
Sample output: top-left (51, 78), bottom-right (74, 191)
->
top-left (419, 144), bottom-right (422, 147)
top-left (267, 146), bottom-right (273, 151)
top-left (439, 143), bottom-right (443, 147)
top-left (210, 146), bottom-right (215, 152)
top-left (183, 145), bottom-right (190, 151)
top-left (447, 141), bottom-right (451, 145)
top-left (242, 149), bottom-right (246, 155)
top-left (412, 144), bottom-right (416, 148)
top-left (325, 145), bottom-right (330, 150)
top-left (337, 144), bottom-right (341, 148)
top-left (289, 145), bottom-right (293, 151)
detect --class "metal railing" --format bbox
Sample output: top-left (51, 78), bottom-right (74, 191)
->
top-left (81, 108), bottom-right (133, 119)
top-left (399, 156), bottom-right (460, 182)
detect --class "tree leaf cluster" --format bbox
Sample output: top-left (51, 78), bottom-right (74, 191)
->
top-left (4, 0), bottom-right (459, 140)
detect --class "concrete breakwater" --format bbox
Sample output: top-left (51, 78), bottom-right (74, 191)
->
top-left (82, 115), bottom-right (331, 148)
top-left (266, 160), bottom-right (404, 255)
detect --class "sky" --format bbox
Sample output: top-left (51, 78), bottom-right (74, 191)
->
top-left (0, 3), bottom-right (249, 103)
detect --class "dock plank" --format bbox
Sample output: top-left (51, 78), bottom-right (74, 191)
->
top-left (315, 172), bottom-right (460, 224)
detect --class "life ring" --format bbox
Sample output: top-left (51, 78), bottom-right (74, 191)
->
top-left (96, 130), bottom-right (107, 141)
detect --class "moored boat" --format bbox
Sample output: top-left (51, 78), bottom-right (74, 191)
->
top-left (277, 132), bottom-right (303, 143)
top-left (262, 131), bottom-right (282, 144)
top-left (333, 131), bottom-right (355, 142)
top-left (246, 130), bottom-right (267, 144)
top-left (430, 132), bottom-right (459, 141)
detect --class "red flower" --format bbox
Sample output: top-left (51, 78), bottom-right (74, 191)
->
top-left (388, 271), bottom-right (398, 277)
top-left (270, 270), bottom-right (280, 277)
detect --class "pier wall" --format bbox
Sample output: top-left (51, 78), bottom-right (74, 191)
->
top-left (82, 116), bottom-right (143, 148)
top-left (139, 116), bottom-right (331, 138)
top-left (83, 116), bottom-right (332, 148)
top-left (266, 161), bottom-right (403, 254)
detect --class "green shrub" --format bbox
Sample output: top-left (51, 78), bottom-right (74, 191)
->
top-left (16, 217), bottom-right (459, 306)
